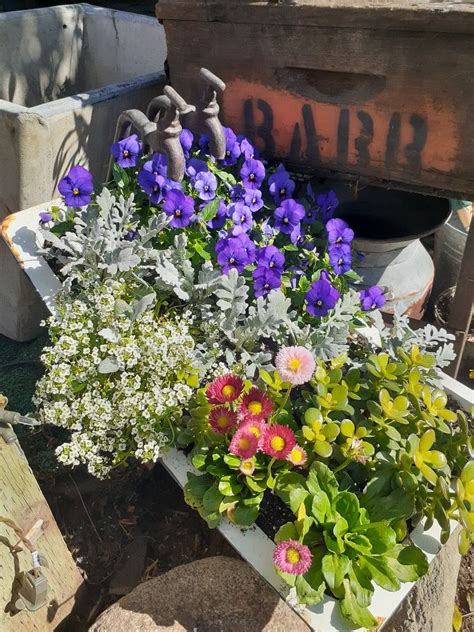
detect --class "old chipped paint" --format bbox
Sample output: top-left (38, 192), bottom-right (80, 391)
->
top-left (1, 213), bottom-right (26, 267)
top-left (223, 79), bottom-right (458, 185)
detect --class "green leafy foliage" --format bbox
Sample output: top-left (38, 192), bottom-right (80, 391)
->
top-left (275, 462), bottom-right (428, 627)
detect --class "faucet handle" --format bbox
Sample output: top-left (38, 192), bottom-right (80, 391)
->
top-left (199, 68), bottom-right (226, 94)
top-left (163, 85), bottom-right (196, 116)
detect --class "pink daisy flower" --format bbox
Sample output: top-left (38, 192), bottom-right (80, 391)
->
top-left (209, 407), bottom-right (238, 434)
top-left (273, 540), bottom-right (312, 575)
top-left (239, 458), bottom-right (256, 476)
top-left (240, 388), bottom-right (274, 422)
top-left (239, 418), bottom-right (267, 442)
top-left (229, 429), bottom-right (259, 459)
top-left (275, 346), bottom-right (315, 385)
top-left (206, 374), bottom-right (244, 404)
top-left (287, 445), bottom-right (308, 467)
top-left (261, 424), bottom-right (296, 459)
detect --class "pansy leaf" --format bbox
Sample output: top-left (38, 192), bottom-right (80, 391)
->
top-left (201, 198), bottom-right (220, 222)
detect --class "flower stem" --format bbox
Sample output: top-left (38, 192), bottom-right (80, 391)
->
top-left (274, 385), bottom-right (292, 421)
top-left (333, 458), bottom-right (351, 474)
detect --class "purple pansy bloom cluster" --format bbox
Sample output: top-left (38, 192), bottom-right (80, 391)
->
top-left (326, 218), bottom-right (353, 276)
top-left (216, 233), bottom-right (256, 274)
top-left (53, 125), bottom-right (389, 330)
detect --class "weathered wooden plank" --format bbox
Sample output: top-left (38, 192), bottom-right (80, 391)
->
top-left (0, 435), bottom-right (83, 631)
top-left (158, 1), bottom-right (474, 198)
top-left (156, 1), bottom-right (474, 33)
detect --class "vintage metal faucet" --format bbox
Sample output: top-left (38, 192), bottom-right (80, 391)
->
top-left (108, 85), bottom-right (195, 182)
top-left (188, 68), bottom-right (226, 160)
top-left (107, 68), bottom-right (227, 182)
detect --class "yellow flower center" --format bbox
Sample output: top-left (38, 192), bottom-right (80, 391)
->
top-left (270, 436), bottom-right (285, 452)
top-left (247, 424), bottom-right (261, 438)
top-left (289, 448), bottom-right (302, 463)
top-left (239, 437), bottom-right (251, 450)
top-left (286, 548), bottom-right (301, 564)
top-left (248, 401), bottom-right (263, 415)
top-left (73, 188), bottom-right (79, 195)
top-left (216, 415), bottom-right (229, 428)
top-left (222, 384), bottom-right (236, 398)
top-left (123, 150), bottom-right (129, 157)
top-left (241, 460), bottom-right (253, 472)
top-left (288, 358), bottom-right (302, 372)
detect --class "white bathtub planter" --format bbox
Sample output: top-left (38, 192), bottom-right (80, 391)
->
top-left (0, 4), bottom-right (167, 340)
top-left (2, 203), bottom-right (473, 632)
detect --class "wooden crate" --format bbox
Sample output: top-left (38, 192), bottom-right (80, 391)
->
top-left (156, 0), bottom-right (474, 199)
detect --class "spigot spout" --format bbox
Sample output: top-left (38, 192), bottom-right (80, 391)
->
top-left (198, 68), bottom-right (226, 161)
top-left (146, 87), bottom-right (196, 182)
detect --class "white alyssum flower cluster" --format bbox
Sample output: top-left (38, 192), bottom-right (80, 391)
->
top-left (34, 279), bottom-right (198, 477)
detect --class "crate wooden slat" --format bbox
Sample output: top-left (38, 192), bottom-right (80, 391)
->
top-left (157, 0), bottom-right (474, 199)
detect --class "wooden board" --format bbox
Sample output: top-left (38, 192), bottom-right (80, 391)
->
top-left (156, 0), bottom-right (474, 198)
top-left (0, 436), bottom-right (83, 631)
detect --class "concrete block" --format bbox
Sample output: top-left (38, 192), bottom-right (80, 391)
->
top-left (381, 527), bottom-right (461, 632)
top-left (0, 4), bottom-right (166, 340)
top-left (0, 3), bottom-right (167, 219)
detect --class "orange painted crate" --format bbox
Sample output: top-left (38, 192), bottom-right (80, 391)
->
top-left (156, 0), bottom-right (474, 198)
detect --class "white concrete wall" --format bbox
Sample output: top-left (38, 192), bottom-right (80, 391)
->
top-left (0, 5), bottom-right (85, 107)
top-left (0, 4), bottom-right (167, 218)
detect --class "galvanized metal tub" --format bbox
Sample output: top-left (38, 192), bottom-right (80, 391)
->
top-left (336, 186), bottom-right (450, 319)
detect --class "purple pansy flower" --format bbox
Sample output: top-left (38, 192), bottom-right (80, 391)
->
top-left (268, 165), bottom-right (295, 203)
top-left (111, 134), bottom-right (142, 169)
top-left (238, 136), bottom-right (260, 160)
top-left (306, 277), bottom-right (340, 317)
top-left (163, 190), bottom-right (195, 229)
top-left (180, 129), bottom-right (194, 158)
top-left (137, 169), bottom-right (166, 205)
top-left (274, 199), bottom-right (305, 235)
top-left (125, 229), bottom-right (138, 241)
top-left (186, 158), bottom-right (208, 183)
top-left (328, 244), bottom-right (352, 275)
top-left (222, 127), bottom-right (241, 166)
top-left (256, 245), bottom-right (284, 274)
top-left (303, 206), bottom-right (318, 224)
top-left (317, 190), bottom-right (339, 222)
top-left (360, 286), bottom-right (386, 311)
top-left (244, 188), bottom-right (264, 213)
top-left (240, 159), bottom-right (265, 190)
top-left (253, 267), bottom-right (282, 297)
top-left (231, 202), bottom-right (253, 235)
top-left (234, 232), bottom-right (257, 263)
top-left (229, 183), bottom-right (245, 202)
top-left (144, 153), bottom-right (168, 177)
top-left (58, 165), bottom-right (94, 207)
top-left (260, 218), bottom-right (275, 238)
top-left (199, 134), bottom-right (210, 154)
top-left (290, 223), bottom-right (306, 246)
top-left (207, 200), bottom-right (228, 230)
top-left (215, 235), bottom-right (250, 274)
top-left (194, 171), bottom-right (217, 201)
top-left (39, 211), bottom-right (52, 224)
top-left (326, 218), bottom-right (354, 245)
